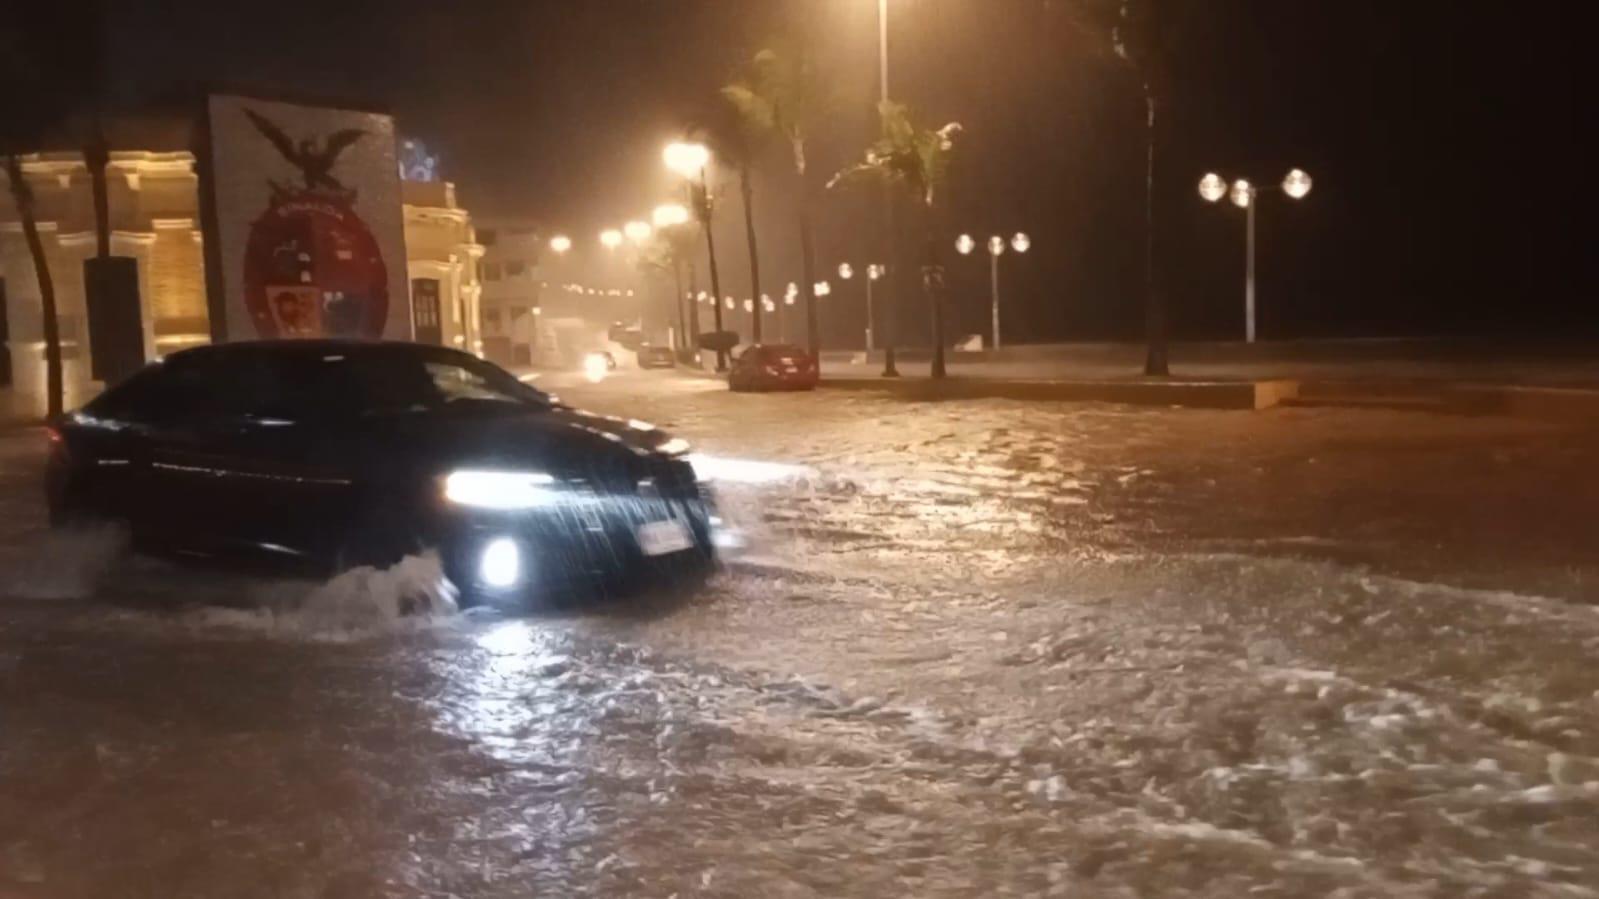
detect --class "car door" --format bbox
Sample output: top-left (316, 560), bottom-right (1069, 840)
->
top-left (110, 358), bottom-right (244, 550)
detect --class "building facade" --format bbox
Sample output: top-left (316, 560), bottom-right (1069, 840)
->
top-left (474, 218), bottom-right (545, 367)
top-left (2, 151), bottom-right (481, 419)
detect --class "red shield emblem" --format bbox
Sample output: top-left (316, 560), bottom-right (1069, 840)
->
top-left (243, 194), bottom-right (389, 339)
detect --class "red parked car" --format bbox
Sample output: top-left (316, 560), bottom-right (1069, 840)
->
top-left (728, 344), bottom-right (819, 392)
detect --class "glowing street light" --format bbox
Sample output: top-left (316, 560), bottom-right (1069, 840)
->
top-left (838, 262), bottom-right (854, 280)
top-left (1199, 168), bottom-right (1313, 343)
top-left (599, 229), bottom-right (623, 250)
top-left (1011, 232), bottom-right (1031, 254)
top-left (955, 233), bottom-right (976, 256)
top-left (1282, 168), bottom-right (1313, 200)
top-left (548, 234), bottom-right (572, 255)
top-left (814, 281), bottom-right (831, 297)
top-left (663, 141), bottom-right (710, 179)
top-left (623, 220), bottom-right (652, 243)
top-left (652, 203), bottom-right (690, 228)
top-left (1229, 179), bottom-right (1253, 209)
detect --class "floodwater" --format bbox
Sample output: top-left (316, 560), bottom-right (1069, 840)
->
top-left (3, 372), bottom-right (1598, 897)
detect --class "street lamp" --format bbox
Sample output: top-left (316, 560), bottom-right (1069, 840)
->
top-left (958, 232), bottom-right (1031, 350)
top-left (838, 262), bottom-right (853, 281)
top-left (623, 220), bottom-right (652, 243)
top-left (665, 139), bottom-right (725, 369)
top-left (548, 234), bottom-right (572, 255)
top-left (814, 281), bottom-right (831, 297)
top-left (652, 203), bottom-right (690, 228)
top-left (663, 141), bottom-right (710, 178)
top-left (599, 228), bottom-right (623, 251)
top-left (1199, 168), bottom-right (1313, 343)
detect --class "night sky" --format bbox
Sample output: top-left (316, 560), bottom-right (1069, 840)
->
top-left (8, 1), bottom-right (1590, 346)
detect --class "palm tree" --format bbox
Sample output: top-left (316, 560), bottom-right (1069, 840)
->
top-left (829, 101), bottom-right (962, 378)
top-left (2, 154), bottom-right (64, 417)
top-left (707, 84), bottom-right (770, 343)
top-left (723, 41), bottom-right (830, 355)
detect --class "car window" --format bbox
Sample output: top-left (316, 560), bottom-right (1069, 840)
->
top-left (89, 362), bottom-right (233, 425)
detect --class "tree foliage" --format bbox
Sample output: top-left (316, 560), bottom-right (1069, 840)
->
top-left (827, 101), bottom-right (962, 210)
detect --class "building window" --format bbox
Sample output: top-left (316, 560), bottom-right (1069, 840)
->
top-left (483, 262), bottom-right (502, 281)
top-left (505, 260), bottom-right (526, 278)
top-left (484, 309), bottom-right (502, 332)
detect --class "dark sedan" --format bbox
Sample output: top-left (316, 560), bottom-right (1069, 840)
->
top-left (46, 341), bottom-right (715, 604)
top-left (728, 344), bottom-right (819, 392)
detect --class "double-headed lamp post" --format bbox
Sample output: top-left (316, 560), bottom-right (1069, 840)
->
top-left (956, 232), bottom-right (1030, 350)
top-left (548, 234), bottom-right (572, 256)
top-left (838, 262), bottom-right (885, 351)
top-left (1199, 168), bottom-right (1312, 343)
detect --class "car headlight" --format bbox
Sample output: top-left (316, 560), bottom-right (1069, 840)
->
top-left (443, 470), bottom-right (558, 509)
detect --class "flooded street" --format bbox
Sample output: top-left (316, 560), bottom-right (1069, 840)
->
top-left (4, 374), bottom-right (1598, 897)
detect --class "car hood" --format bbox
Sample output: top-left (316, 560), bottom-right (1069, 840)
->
top-left (344, 405), bottom-right (684, 483)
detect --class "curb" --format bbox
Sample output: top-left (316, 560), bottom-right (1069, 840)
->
top-left (819, 377), bottom-right (1301, 410)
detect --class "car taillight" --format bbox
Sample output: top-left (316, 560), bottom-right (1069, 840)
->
top-left (44, 425), bottom-right (67, 462)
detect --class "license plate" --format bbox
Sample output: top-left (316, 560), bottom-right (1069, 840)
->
top-left (637, 519), bottom-right (694, 556)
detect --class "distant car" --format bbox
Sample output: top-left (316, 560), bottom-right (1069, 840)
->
top-left (636, 345), bottom-right (676, 369)
top-left (46, 341), bottom-right (715, 605)
top-left (728, 344), bottom-right (819, 392)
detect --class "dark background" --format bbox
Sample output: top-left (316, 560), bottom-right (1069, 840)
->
top-left (4, 1), bottom-right (1589, 348)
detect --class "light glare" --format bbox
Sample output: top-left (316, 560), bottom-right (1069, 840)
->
top-left (1283, 168), bottom-right (1313, 199)
top-left (1198, 172), bottom-right (1227, 203)
top-left (1230, 179), bottom-right (1253, 208)
top-left (445, 470), bottom-right (558, 509)
top-left (479, 538), bottom-right (521, 588)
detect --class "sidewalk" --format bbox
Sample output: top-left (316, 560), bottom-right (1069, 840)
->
top-left (814, 339), bottom-right (1599, 418)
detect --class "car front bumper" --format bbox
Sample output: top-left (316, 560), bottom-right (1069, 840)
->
top-left (436, 491), bottom-right (715, 604)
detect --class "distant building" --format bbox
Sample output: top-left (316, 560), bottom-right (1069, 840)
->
top-left (474, 218), bottom-right (546, 368)
top-left (2, 142), bottom-right (483, 419)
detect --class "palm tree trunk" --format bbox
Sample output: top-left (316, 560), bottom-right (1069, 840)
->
top-left (6, 154), bottom-right (64, 418)
top-left (798, 203), bottom-right (820, 360)
top-left (700, 177), bottom-right (728, 372)
top-left (925, 209), bottom-right (947, 379)
top-left (687, 259), bottom-right (702, 359)
top-left (671, 257), bottom-right (686, 353)
top-left (1141, 88), bottom-right (1169, 376)
top-left (794, 145), bottom-right (820, 358)
top-left (739, 165), bottom-right (762, 343)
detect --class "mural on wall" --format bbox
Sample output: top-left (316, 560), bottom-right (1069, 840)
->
top-left (204, 94), bottom-right (411, 342)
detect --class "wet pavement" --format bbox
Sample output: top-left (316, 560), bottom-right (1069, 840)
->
top-left (3, 370), bottom-right (1598, 897)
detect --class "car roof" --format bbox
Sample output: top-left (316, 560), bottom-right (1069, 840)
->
top-left (165, 339), bottom-right (474, 364)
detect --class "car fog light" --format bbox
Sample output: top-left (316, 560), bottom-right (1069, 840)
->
top-left (480, 537), bottom-right (522, 588)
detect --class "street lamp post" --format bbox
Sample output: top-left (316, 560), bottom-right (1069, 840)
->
top-left (876, 0), bottom-right (898, 377)
top-left (839, 262), bottom-right (884, 351)
top-left (665, 140), bottom-right (727, 370)
top-left (956, 232), bottom-right (1029, 351)
top-left (1199, 169), bottom-right (1312, 343)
